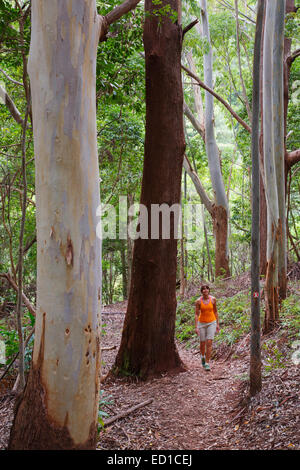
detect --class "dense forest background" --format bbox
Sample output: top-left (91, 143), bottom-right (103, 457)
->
top-left (0, 0), bottom-right (299, 451)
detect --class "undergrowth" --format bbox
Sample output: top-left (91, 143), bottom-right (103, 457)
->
top-left (176, 282), bottom-right (300, 373)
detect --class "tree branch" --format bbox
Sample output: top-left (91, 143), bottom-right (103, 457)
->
top-left (286, 48), bottom-right (300, 66)
top-left (181, 64), bottom-right (252, 133)
top-left (99, 0), bottom-right (142, 42)
top-left (183, 154), bottom-right (213, 216)
top-left (183, 101), bottom-right (205, 141)
top-left (286, 148), bottom-right (300, 169)
top-left (182, 18), bottom-right (199, 38)
top-left (0, 68), bottom-right (23, 87)
top-left (0, 83), bottom-right (24, 126)
top-left (0, 272), bottom-right (36, 317)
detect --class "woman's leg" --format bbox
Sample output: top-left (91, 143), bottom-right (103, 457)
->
top-left (205, 339), bottom-right (213, 363)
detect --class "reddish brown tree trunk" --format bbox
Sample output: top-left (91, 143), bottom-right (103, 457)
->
top-left (114, 0), bottom-right (185, 379)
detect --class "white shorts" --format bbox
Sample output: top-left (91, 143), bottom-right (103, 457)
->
top-left (197, 321), bottom-right (217, 341)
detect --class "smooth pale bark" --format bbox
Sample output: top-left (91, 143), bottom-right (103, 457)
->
top-left (259, 1), bottom-right (267, 275)
top-left (263, 0), bottom-right (286, 332)
top-left (114, 0), bottom-right (185, 379)
top-left (250, 0), bottom-right (264, 397)
top-left (263, 0), bottom-right (279, 331)
top-left (234, 0), bottom-right (252, 122)
top-left (200, 0), bottom-right (230, 278)
top-left (9, 0), bottom-right (101, 449)
top-left (273, 0), bottom-right (287, 300)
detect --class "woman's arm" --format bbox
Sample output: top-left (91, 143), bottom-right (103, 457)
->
top-left (195, 300), bottom-right (200, 335)
top-left (212, 297), bottom-right (220, 332)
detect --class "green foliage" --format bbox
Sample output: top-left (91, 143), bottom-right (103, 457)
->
top-left (147, 0), bottom-right (178, 25)
top-left (215, 291), bottom-right (252, 346)
top-left (98, 389), bottom-right (114, 431)
top-left (262, 339), bottom-right (285, 373)
top-left (0, 309), bottom-right (34, 369)
top-left (175, 297), bottom-right (195, 342)
top-left (285, 9), bottom-right (300, 40)
top-left (0, 322), bottom-right (19, 362)
top-left (209, 11), bottom-right (236, 48)
top-left (279, 291), bottom-right (300, 342)
top-left (261, 290), bottom-right (300, 373)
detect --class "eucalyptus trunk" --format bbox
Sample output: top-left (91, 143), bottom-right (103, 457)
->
top-left (200, 0), bottom-right (230, 278)
top-left (9, 0), bottom-right (101, 449)
top-left (250, 0), bottom-right (264, 397)
top-left (263, 0), bottom-right (286, 332)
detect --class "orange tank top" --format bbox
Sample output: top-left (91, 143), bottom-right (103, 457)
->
top-left (198, 296), bottom-right (216, 323)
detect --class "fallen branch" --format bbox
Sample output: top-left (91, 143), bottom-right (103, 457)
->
top-left (103, 398), bottom-right (153, 427)
top-left (101, 345), bottom-right (117, 351)
top-left (212, 376), bottom-right (230, 380)
top-left (279, 395), bottom-right (297, 407)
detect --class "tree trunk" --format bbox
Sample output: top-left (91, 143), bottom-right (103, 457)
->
top-left (202, 204), bottom-right (213, 281)
top-left (259, 1), bottom-right (267, 275)
top-left (9, 0), bottom-right (101, 449)
top-left (200, 0), bottom-right (230, 278)
top-left (263, 0), bottom-right (286, 332)
top-left (273, 0), bottom-right (287, 300)
top-left (127, 193), bottom-right (134, 298)
top-left (250, 0), bottom-right (264, 397)
top-left (120, 242), bottom-right (128, 300)
top-left (114, 0), bottom-right (185, 379)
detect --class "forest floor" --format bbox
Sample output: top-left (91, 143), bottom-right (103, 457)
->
top-left (0, 276), bottom-right (299, 451)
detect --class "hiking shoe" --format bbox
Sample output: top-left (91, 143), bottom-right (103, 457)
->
top-left (201, 355), bottom-right (206, 367)
top-left (204, 363), bottom-right (211, 371)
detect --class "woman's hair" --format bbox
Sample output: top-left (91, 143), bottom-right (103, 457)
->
top-left (200, 285), bottom-right (210, 293)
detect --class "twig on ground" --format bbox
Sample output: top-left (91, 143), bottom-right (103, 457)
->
top-left (101, 345), bottom-right (116, 351)
top-left (103, 398), bottom-right (153, 427)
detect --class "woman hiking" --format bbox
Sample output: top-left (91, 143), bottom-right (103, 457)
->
top-left (195, 285), bottom-right (220, 371)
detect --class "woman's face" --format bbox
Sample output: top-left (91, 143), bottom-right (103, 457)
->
top-left (202, 287), bottom-right (210, 295)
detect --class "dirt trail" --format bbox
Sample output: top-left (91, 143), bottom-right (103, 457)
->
top-left (99, 311), bottom-right (247, 450)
